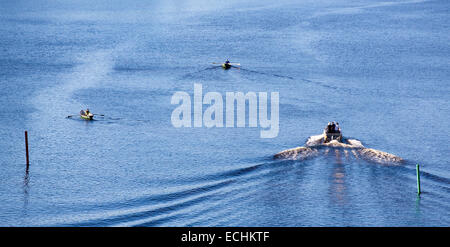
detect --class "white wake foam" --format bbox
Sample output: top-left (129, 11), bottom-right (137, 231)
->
top-left (275, 134), bottom-right (402, 164)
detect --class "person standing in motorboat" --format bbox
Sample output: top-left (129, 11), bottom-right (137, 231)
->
top-left (331, 122), bottom-right (336, 133)
top-left (325, 122), bottom-right (332, 134)
top-left (335, 122), bottom-right (340, 133)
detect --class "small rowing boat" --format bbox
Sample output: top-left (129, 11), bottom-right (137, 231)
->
top-left (222, 63), bottom-right (231, 69)
top-left (80, 110), bottom-right (94, 120)
top-left (213, 60), bottom-right (239, 69)
top-left (80, 114), bottom-right (93, 120)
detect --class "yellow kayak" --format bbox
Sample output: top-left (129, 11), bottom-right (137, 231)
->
top-left (80, 110), bottom-right (94, 120)
top-left (80, 114), bottom-right (93, 120)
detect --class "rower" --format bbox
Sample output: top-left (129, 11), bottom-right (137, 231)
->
top-left (81, 108), bottom-right (93, 117)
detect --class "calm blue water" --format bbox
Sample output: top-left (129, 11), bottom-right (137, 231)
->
top-left (0, 0), bottom-right (449, 226)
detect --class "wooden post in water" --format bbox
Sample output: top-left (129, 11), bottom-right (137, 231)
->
top-left (25, 131), bottom-right (29, 169)
top-left (416, 164), bottom-right (421, 195)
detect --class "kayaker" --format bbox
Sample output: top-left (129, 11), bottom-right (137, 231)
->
top-left (80, 108), bottom-right (92, 117)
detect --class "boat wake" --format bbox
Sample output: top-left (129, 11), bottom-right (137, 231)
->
top-left (239, 67), bottom-right (295, 80)
top-left (274, 134), bottom-right (403, 164)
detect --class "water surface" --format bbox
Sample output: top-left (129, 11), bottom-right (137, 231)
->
top-left (0, 0), bottom-right (449, 226)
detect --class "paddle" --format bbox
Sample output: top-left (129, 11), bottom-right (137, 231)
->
top-left (212, 62), bottom-right (240, 66)
top-left (67, 114), bottom-right (89, 118)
